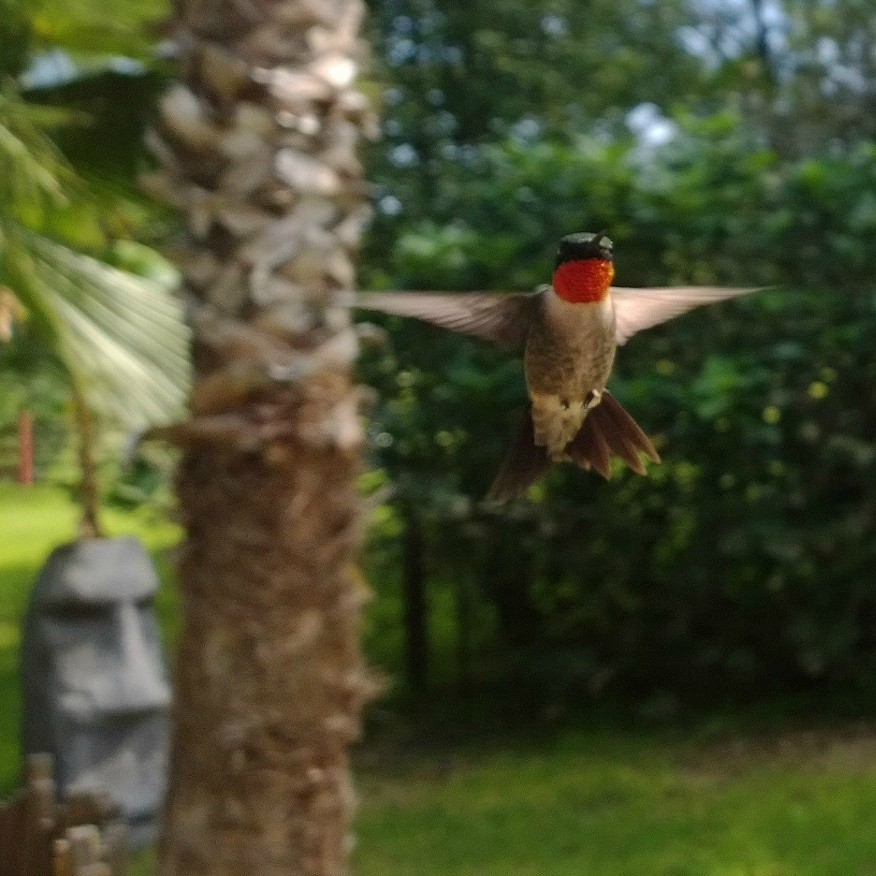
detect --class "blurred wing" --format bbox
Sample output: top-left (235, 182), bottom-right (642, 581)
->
top-left (354, 291), bottom-right (539, 348)
top-left (611, 286), bottom-right (764, 346)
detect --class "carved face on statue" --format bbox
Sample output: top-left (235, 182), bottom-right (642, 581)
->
top-left (22, 537), bottom-right (171, 846)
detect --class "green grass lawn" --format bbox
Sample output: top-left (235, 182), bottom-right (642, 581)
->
top-left (352, 722), bottom-right (876, 876)
top-left (5, 483), bottom-right (876, 875)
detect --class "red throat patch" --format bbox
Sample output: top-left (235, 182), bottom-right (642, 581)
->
top-left (553, 259), bottom-right (615, 304)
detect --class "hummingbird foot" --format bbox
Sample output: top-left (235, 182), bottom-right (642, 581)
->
top-left (583, 388), bottom-right (603, 413)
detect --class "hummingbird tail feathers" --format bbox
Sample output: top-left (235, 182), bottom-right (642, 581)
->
top-left (488, 394), bottom-right (659, 501)
top-left (566, 391), bottom-right (660, 479)
top-left (487, 406), bottom-right (550, 502)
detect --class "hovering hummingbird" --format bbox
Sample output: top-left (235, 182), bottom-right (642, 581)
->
top-left (355, 232), bottom-right (761, 501)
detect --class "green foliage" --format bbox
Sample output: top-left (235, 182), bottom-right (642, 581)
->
top-left (27, 0), bottom-right (167, 59)
top-left (365, 0), bottom-right (699, 141)
top-left (359, 1), bottom-right (876, 699)
top-left (0, 0), bottom-right (32, 78)
top-left (0, 324), bottom-right (70, 479)
top-left (0, 0), bottom-right (184, 525)
top-left (0, 88), bottom-right (190, 433)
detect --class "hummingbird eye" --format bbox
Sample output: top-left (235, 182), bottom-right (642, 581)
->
top-left (595, 232), bottom-right (612, 248)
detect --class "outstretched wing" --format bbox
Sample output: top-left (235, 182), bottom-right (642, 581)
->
top-left (353, 291), bottom-right (540, 349)
top-left (611, 286), bottom-right (764, 346)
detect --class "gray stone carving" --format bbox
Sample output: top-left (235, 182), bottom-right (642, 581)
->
top-left (21, 537), bottom-right (171, 847)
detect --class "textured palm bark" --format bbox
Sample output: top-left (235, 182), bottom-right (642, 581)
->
top-left (144, 0), bottom-right (378, 872)
top-left (169, 417), bottom-right (371, 875)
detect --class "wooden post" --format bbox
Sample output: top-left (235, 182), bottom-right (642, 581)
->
top-left (23, 753), bottom-right (56, 876)
top-left (0, 753), bottom-right (128, 876)
top-left (53, 838), bottom-right (75, 876)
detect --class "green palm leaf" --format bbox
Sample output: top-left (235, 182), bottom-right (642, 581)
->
top-left (0, 89), bottom-right (190, 431)
top-left (0, 86), bottom-right (190, 532)
top-left (7, 230), bottom-right (190, 429)
top-left (0, 90), bottom-right (70, 217)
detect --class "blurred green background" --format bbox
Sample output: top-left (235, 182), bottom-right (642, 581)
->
top-left (4, 0), bottom-right (876, 872)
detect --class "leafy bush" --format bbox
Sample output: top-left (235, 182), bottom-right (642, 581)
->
top-left (360, 122), bottom-right (876, 699)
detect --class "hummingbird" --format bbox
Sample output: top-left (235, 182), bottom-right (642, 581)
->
top-left (355, 232), bottom-right (761, 501)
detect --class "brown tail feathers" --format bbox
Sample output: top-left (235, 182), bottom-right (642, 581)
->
top-left (487, 405), bottom-right (550, 502)
top-left (566, 391), bottom-right (660, 479)
top-left (487, 392), bottom-right (660, 502)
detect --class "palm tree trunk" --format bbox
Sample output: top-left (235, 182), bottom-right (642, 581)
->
top-left (145, 1), bottom-right (377, 872)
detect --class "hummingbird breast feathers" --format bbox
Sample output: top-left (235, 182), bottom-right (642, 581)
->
top-left (524, 291), bottom-right (617, 454)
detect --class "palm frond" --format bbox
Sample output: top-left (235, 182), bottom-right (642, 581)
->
top-left (0, 90), bottom-right (72, 217)
top-left (0, 86), bottom-right (190, 432)
top-left (30, 0), bottom-right (165, 59)
top-left (4, 227), bottom-right (190, 430)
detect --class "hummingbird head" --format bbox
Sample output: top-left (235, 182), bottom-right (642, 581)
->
top-left (553, 231), bottom-right (615, 304)
top-left (556, 231), bottom-right (614, 266)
